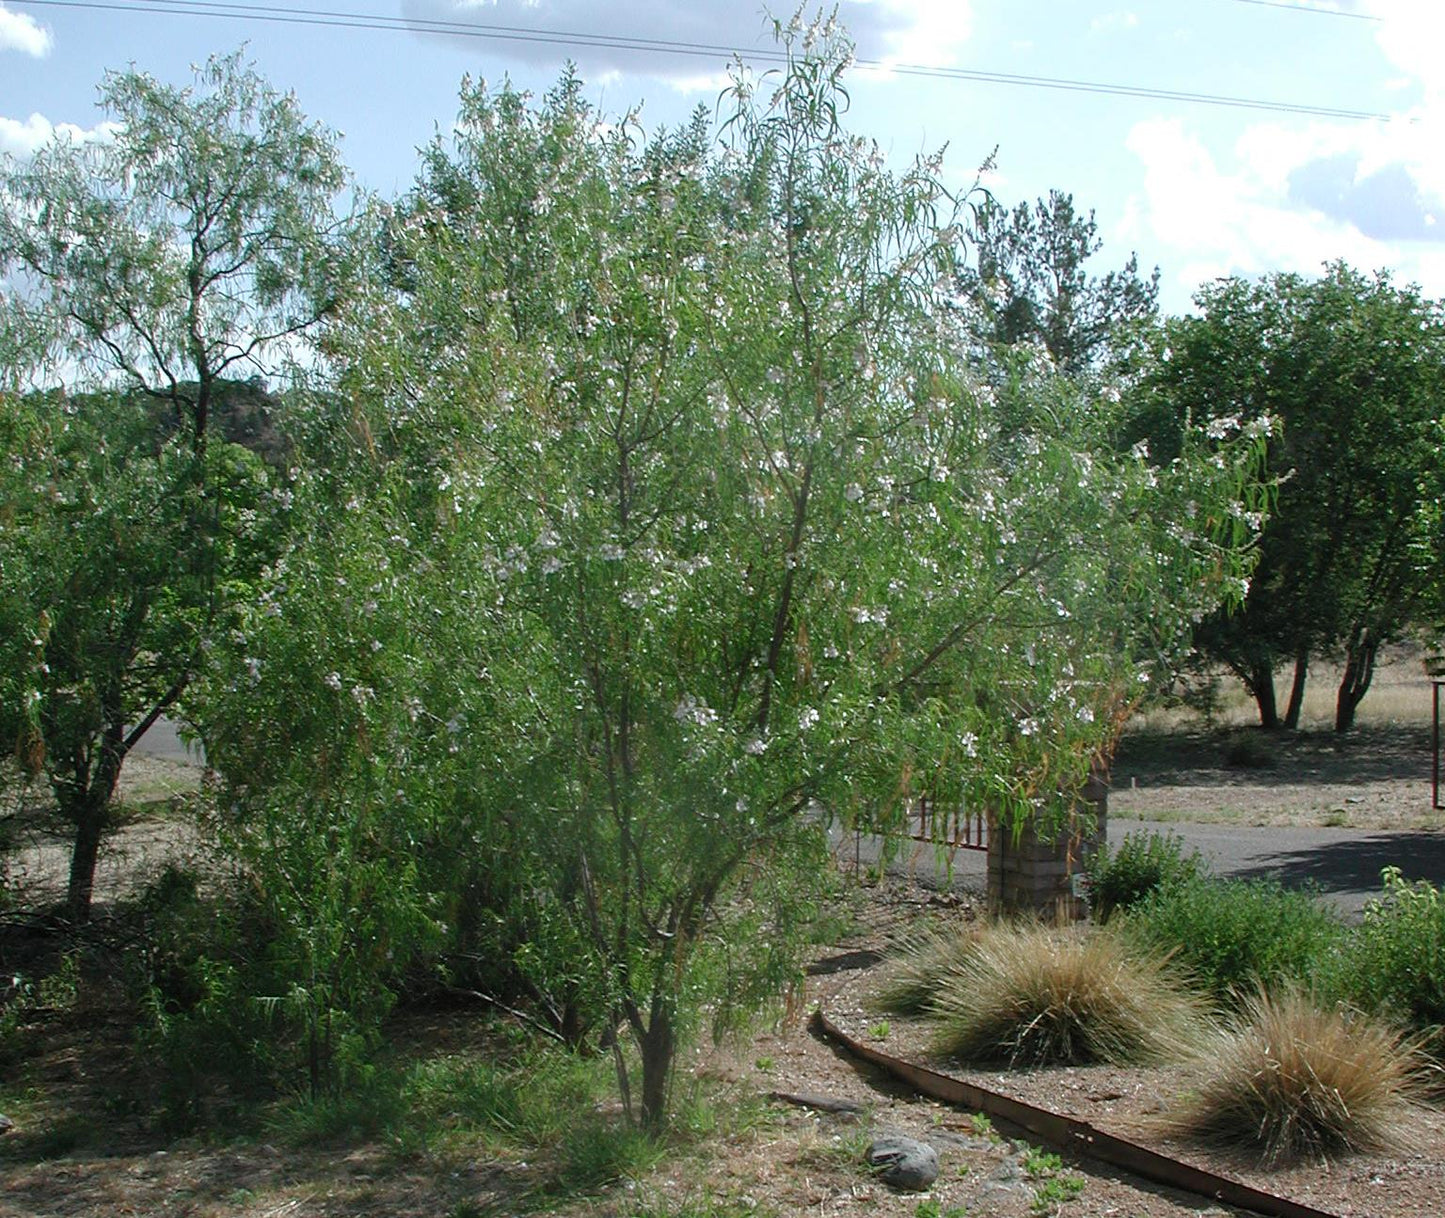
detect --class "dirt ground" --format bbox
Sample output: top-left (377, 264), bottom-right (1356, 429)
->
top-left (5, 877), bottom-right (1443, 1218)
top-left (642, 879), bottom-right (1445, 1218)
top-left (4, 655), bottom-right (1443, 1217)
top-left (1109, 721), bottom-right (1441, 832)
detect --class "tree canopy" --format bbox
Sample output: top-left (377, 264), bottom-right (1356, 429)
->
top-left (194, 33), bottom-right (1266, 1125)
top-left (0, 52), bottom-right (351, 918)
top-left (1131, 262), bottom-right (1445, 730)
top-left (957, 188), bottom-right (1159, 374)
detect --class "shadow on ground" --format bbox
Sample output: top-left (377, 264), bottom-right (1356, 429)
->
top-left (1232, 830), bottom-right (1445, 898)
top-left (1115, 723), bottom-right (1432, 789)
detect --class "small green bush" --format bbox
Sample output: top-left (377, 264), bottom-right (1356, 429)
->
top-left (1121, 876), bottom-right (1343, 1001)
top-left (1222, 731), bottom-right (1274, 770)
top-left (1339, 868), bottom-right (1445, 1044)
top-left (1086, 830), bottom-right (1203, 923)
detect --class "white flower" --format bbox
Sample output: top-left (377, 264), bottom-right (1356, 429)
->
top-left (673, 695), bottom-right (718, 728)
top-left (324, 671), bottom-right (344, 691)
top-left (1205, 414), bottom-right (1240, 440)
top-left (1076, 706), bottom-right (1095, 724)
top-left (960, 731), bottom-right (978, 758)
top-left (743, 735), bottom-right (769, 756)
top-left (799, 707), bottom-right (819, 730)
top-left (844, 483), bottom-right (864, 503)
top-left (1018, 717), bottom-right (1039, 737)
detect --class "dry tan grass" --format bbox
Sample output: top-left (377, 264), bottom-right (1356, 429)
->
top-left (1166, 986), bottom-right (1428, 1165)
top-left (870, 921), bottom-right (981, 1016)
top-left (1131, 644), bottom-right (1435, 734)
top-left (926, 923), bottom-right (1212, 1068)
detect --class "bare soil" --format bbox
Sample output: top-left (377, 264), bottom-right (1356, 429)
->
top-left (6, 878), bottom-right (1443, 1218)
top-left (1109, 721), bottom-right (1442, 831)
top-left (4, 664), bottom-right (1443, 1217)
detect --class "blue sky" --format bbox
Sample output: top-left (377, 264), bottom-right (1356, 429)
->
top-left (3, 0), bottom-right (1443, 314)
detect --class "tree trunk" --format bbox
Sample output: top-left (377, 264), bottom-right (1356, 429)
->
top-left (637, 1009), bottom-right (675, 1135)
top-left (1248, 660), bottom-right (1280, 730)
top-left (65, 791), bottom-right (108, 922)
top-left (1283, 649), bottom-right (1309, 730)
top-left (62, 720), bottom-right (127, 923)
top-left (1335, 633), bottom-right (1379, 732)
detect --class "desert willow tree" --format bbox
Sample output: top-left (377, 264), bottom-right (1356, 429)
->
top-left (0, 52), bottom-right (352, 919)
top-left (307, 24), bottom-right (1266, 1130)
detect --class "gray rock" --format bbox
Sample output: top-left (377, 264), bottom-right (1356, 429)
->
top-left (867, 1134), bottom-right (940, 1191)
top-left (978, 1156), bottom-right (1033, 1206)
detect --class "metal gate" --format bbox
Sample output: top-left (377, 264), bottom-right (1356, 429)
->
top-left (908, 794), bottom-right (989, 852)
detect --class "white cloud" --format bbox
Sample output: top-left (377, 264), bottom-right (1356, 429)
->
top-left (404, 0), bottom-right (972, 87)
top-left (1120, 1), bottom-right (1445, 305)
top-left (1089, 12), bottom-right (1139, 35)
top-left (0, 113), bottom-right (120, 158)
top-left (1119, 115), bottom-right (1445, 307)
top-left (0, 3), bottom-right (51, 56)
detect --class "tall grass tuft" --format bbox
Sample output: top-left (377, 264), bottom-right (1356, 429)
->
top-left (1167, 986), bottom-right (1425, 1164)
top-left (928, 924), bottom-right (1210, 1067)
top-left (872, 922), bottom-right (979, 1015)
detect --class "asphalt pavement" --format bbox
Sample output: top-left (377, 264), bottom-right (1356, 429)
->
top-left (132, 717), bottom-right (1443, 918)
top-left (863, 817), bottom-right (1445, 919)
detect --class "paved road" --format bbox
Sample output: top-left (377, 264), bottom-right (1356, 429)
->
top-left (135, 718), bottom-right (1444, 918)
top-left (131, 717), bottom-right (204, 763)
top-left (852, 817), bottom-right (1445, 919)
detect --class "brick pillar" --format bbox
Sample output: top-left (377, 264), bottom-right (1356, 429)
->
top-left (987, 768), bottom-right (1108, 921)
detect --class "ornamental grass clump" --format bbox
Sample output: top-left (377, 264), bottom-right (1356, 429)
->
top-left (928, 923), bottom-right (1210, 1068)
top-left (1168, 986), bottom-right (1426, 1165)
top-left (872, 922), bottom-right (979, 1016)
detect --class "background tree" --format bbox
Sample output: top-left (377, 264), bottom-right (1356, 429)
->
top-left (1130, 263), bottom-right (1445, 731)
top-left (0, 51), bottom-right (351, 918)
top-left (957, 188), bottom-right (1159, 374)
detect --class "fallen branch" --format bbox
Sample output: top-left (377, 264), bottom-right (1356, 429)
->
top-left (768, 1090), bottom-right (866, 1115)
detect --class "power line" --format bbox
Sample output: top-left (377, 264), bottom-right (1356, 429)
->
top-left (1218, 0), bottom-right (1381, 21)
top-left (21, 0), bottom-right (1397, 123)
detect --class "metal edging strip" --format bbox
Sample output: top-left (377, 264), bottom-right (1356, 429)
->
top-left (811, 1008), bottom-right (1345, 1218)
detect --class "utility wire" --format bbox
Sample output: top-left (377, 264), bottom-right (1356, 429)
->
top-left (21, 0), bottom-right (1397, 122)
top-left (1217, 0), bottom-right (1381, 21)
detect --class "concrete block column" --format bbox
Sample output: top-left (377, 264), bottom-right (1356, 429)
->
top-left (986, 769), bottom-right (1108, 921)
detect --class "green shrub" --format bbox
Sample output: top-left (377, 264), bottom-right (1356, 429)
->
top-left (929, 924), bottom-right (1210, 1067)
top-left (1086, 830), bottom-right (1203, 923)
top-left (1222, 731), bottom-right (1275, 770)
top-left (1167, 986), bottom-right (1425, 1164)
top-left (1339, 868), bottom-right (1445, 1045)
top-left (1121, 876), bottom-right (1343, 1000)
